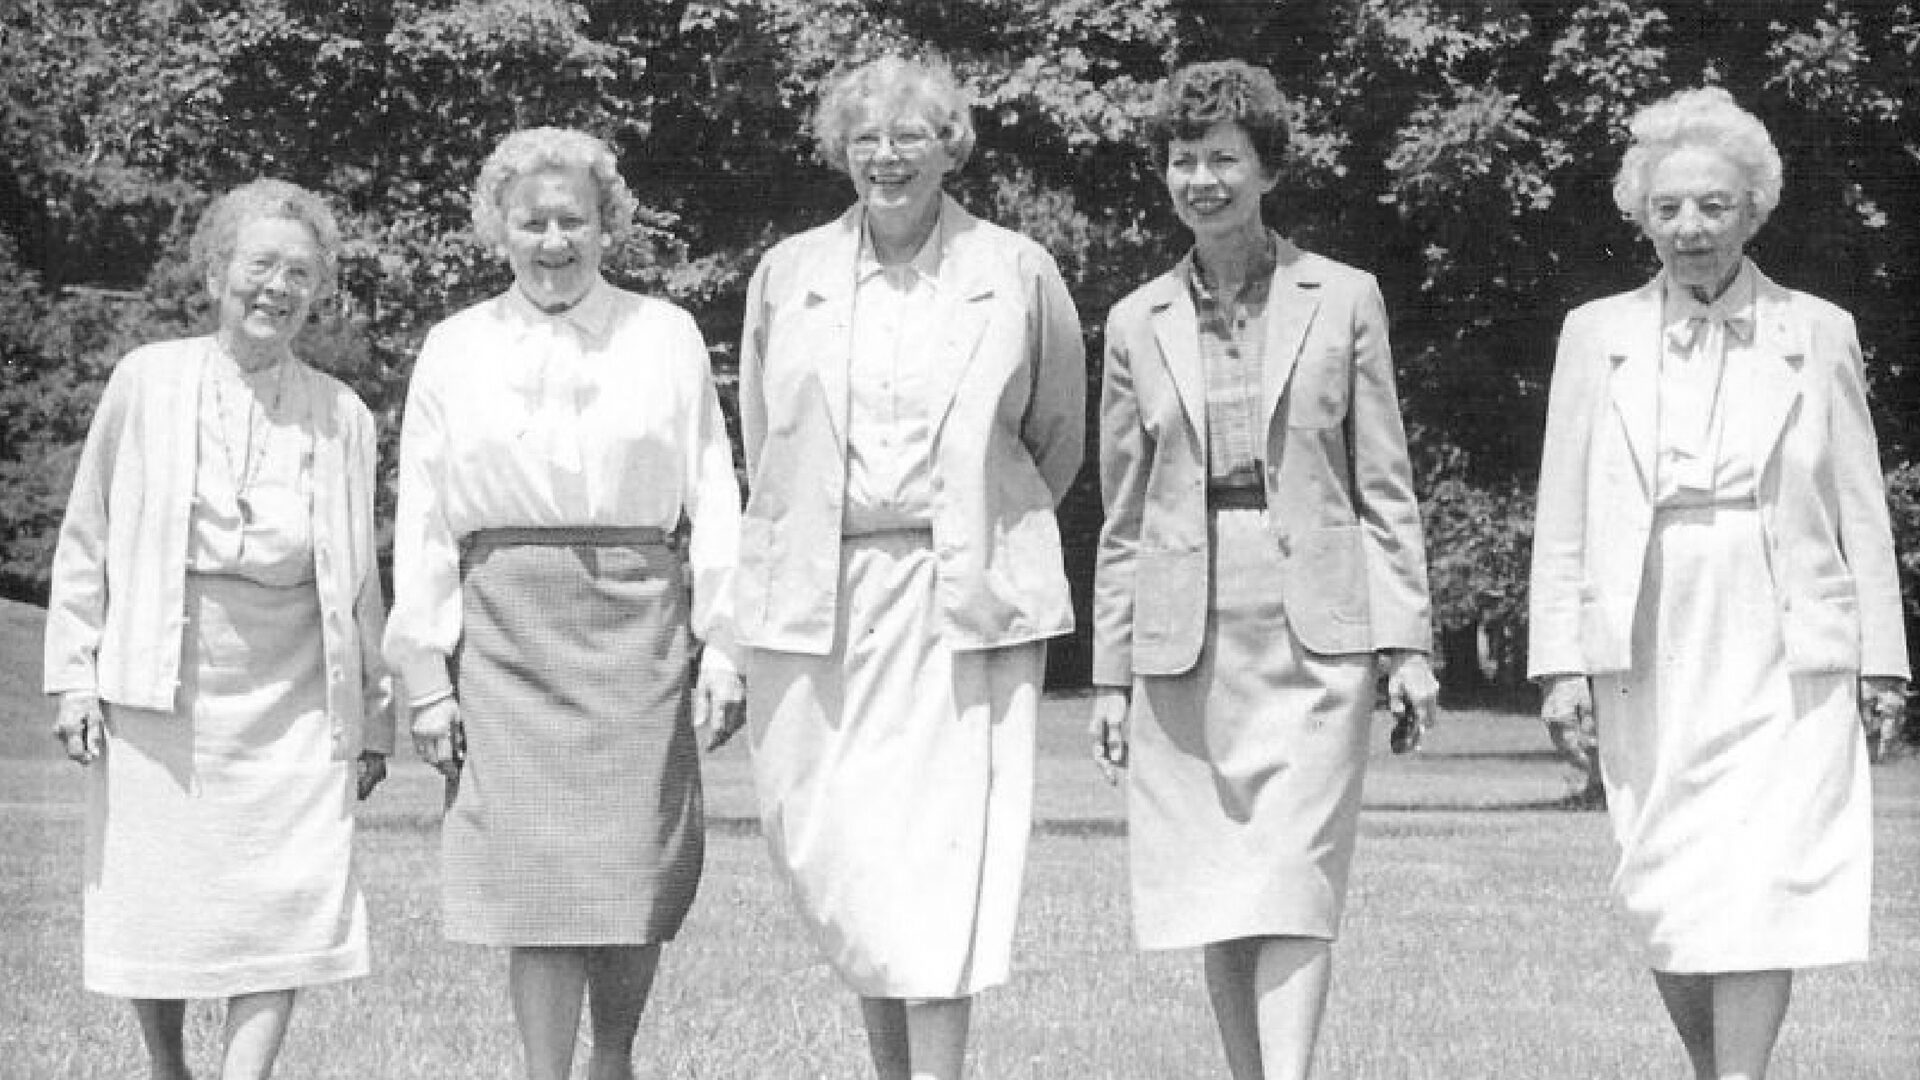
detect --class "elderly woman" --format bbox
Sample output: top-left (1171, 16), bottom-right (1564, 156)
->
top-left (734, 55), bottom-right (1084, 1080)
top-left (1087, 61), bottom-right (1437, 1080)
top-left (1529, 87), bottom-right (1908, 1080)
top-left (384, 127), bottom-right (743, 1080)
top-left (42, 179), bottom-right (391, 1080)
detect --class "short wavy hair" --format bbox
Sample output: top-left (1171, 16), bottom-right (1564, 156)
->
top-left (189, 178), bottom-right (343, 300)
top-left (1613, 87), bottom-right (1783, 229)
top-left (470, 127), bottom-right (638, 249)
top-left (1146, 60), bottom-right (1291, 174)
top-left (812, 54), bottom-right (977, 176)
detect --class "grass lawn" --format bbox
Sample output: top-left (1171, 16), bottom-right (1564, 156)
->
top-left (3, 597), bottom-right (1917, 1078)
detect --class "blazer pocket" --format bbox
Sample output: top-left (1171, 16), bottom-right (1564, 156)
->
top-left (1283, 525), bottom-right (1370, 655)
top-left (1285, 347), bottom-right (1352, 428)
top-left (1782, 573), bottom-right (1862, 674)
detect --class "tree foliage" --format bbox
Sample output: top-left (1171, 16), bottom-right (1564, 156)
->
top-left (5, 0), bottom-right (1918, 684)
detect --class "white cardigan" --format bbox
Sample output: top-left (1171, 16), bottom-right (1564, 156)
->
top-left (43, 337), bottom-right (395, 759)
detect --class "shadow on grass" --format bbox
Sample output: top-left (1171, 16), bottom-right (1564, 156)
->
top-left (362, 790), bottom-right (1609, 846)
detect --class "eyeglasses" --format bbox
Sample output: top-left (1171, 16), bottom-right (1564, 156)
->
top-left (848, 128), bottom-right (938, 159)
top-left (233, 255), bottom-right (319, 293)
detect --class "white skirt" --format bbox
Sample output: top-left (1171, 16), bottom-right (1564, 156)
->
top-left (1595, 504), bottom-right (1871, 972)
top-left (85, 572), bottom-right (369, 998)
top-left (745, 530), bottom-right (1043, 998)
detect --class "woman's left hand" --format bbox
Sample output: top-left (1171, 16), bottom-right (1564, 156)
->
top-left (1379, 650), bottom-right (1440, 753)
top-left (1860, 676), bottom-right (1908, 761)
top-left (695, 669), bottom-right (747, 751)
top-left (355, 752), bottom-right (388, 800)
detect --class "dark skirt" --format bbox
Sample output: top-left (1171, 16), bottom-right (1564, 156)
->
top-left (443, 527), bottom-right (703, 946)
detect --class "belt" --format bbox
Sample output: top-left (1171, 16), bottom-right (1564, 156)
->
top-left (463, 525), bottom-right (670, 550)
top-left (1206, 483), bottom-right (1267, 511)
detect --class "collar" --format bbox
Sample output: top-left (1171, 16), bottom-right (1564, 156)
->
top-left (856, 203), bottom-right (946, 287)
top-left (1663, 259), bottom-right (1757, 349)
top-left (1182, 230), bottom-right (1281, 307)
top-left (502, 275), bottom-right (617, 342)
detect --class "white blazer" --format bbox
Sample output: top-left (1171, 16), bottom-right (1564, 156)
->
top-left (1528, 263), bottom-right (1908, 679)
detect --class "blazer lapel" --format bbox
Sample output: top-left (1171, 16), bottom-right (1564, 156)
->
top-left (926, 201), bottom-right (995, 435)
top-left (1744, 271), bottom-right (1806, 471)
top-left (1147, 276), bottom-right (1207, 445)
top-left (1260, 245), bottom-right (1321, 427)
top-left (799, 209), bottom-right (863, 448)
top-left (1606, 284), bottom-right (1663, 494)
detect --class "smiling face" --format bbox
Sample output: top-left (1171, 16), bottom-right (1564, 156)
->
top-left (1641, 146), bottom-right (1757, 298)
top-left (208, 215), bottom-right (322, 359)
top-left (845, 106), bottom-right (955, 227)
top-left (501, 164), bottom-right (607, 312)
top-left (1165, 122), bottom-right (1279, 246)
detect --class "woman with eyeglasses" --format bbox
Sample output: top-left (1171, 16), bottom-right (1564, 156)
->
top-left (733, 54), bottom-right (1085, 1080)
top-left (44, 178), bottom-right (393, 1079)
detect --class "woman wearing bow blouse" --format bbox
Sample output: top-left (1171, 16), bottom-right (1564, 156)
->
top-left (1529, 88), bottom-right (1908, 1079)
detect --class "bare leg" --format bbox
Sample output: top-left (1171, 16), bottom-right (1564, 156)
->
top-left (903, 997), bottom-right (971, 1080)
top-left (1204, 941), bottom-right (1264, 1080)
top-left (510, 946), bottom-right (588, 1080)
top-left (1654, 971), bottom-right (1718, 1079)
top-left (859, 997), bottom-right (911, 1080)
top-left (218, 990), bottom-right (296, 1080)
top-left (132, 999), bottom-right (192, 1080)
top-left (1711, 970), bottom-right (1792, 1080)
top-left (1205, 937), bottom-right (1334, 1080)
top-left (583, 945), bottom-right (662, 1080)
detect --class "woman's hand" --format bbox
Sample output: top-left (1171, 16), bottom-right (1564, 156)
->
top-left (411, 697), bottom-right (463, 781)
top-left (51, 692), bottom-right (104, 765)
top-left (1088, 687), bottom-right (1131, 784)
top-left (694, 669), bottom-right (747, 752)
top-left (1540, 674), bottom-right (1597, 770)
top-left (1379, 650), bottom-right (1440, 753)
top-left (1860, 676), bottom-right (1908, 762)
top-left (356, 752), bottom-right (388, 800)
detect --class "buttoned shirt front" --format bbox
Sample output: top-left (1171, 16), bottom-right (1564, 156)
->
top-left (844, 224), bottom-right (944, 534)
top-left (1183, 235), bottom-right (1279, 487)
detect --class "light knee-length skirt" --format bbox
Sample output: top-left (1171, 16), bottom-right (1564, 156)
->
top-left (746, 529), bottom-right (1043, 998)
top-left (1129, 507), bottom-right (1376, 950)
top-left (85, 571), bottom-right (369, 998)
top-left (1594, 504), bottom-right (1870, 972)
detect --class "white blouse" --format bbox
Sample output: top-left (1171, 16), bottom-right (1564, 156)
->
top-left (384, 278), bottom-right (740, 706)
top-left (843, 228), bottom-right (943, 534)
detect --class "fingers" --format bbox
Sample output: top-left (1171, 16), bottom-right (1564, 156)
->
top-left (51, 696), bottom-right (103, 766)
top-left (705, 699), bottom-right (747, 752)
top-left (356, 754), bottom-right (388, 801)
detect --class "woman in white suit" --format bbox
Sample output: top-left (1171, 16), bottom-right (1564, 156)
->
top-left (1088, 61), bottom-right (1437, 1080)
top-left (734, 55), bottom-right (1084, 1080)
top-left (1529, 87), bottom-right (1908, 1080)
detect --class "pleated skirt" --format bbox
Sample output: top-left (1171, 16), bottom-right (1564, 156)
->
top-left (1594, 504), bottom-right (1870, 972)
top-left (1129, 507), bottom-right (1375, 950)
top-left (443, 529), bottom-right (702, 946)
top-left (85, 572), bottom-right (369, 998)
top-left (745, 529), bottom-right (1043, 998)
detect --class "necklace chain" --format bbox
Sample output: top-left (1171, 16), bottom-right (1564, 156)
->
top-left (207, 344), bottom-right (286, 519)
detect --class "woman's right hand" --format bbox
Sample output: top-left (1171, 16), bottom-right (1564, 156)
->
top-left (1539, 674), bottom-right (1596, 771)
top-left (51, 692), bottom-right (104, 765)
top-left (411, 696), bottom-right (463, 781)
top-left (1088, 687), bottom-right (1131, 785)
